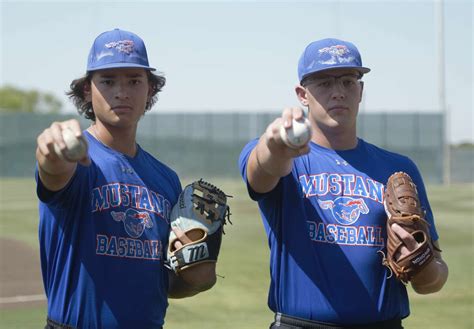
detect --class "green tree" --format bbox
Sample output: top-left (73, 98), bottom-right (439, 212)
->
top-left (0, 85), bottom-right (62, 113)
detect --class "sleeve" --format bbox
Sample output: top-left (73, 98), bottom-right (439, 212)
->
top-left (172, 171), bottom-right (183, 205)
top-left (35, 162), bottom-right (91, 209)
top-left (238, 139), bottom-right (283, 202)
top-left (403, 158), bottom-right (439, 241)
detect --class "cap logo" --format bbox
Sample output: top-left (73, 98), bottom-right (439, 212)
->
top-left (105, 40), bottom-right (135, 55)
top-left (318, 45), bottom-right (355, 65)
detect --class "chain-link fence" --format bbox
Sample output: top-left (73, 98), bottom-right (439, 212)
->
top-left (1, 112), bottom-right (471, 183)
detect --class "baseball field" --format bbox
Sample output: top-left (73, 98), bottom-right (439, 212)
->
top-left (0, 178), bottom-right (472, 329)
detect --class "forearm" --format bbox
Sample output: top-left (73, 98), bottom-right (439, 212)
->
top-left (168, 263), bottom-right (217, 299)
top-left (411, 243), bottom-right (448, 294)
top-left (168, 273), bottom-right (202, 299)
top-left (247, 136), bottom-right (294, 194)
top-left (37, 148), bottom-right (77, 192)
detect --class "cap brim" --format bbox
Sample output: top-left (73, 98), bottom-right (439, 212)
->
top-left (301, 65), bottom-right (370, 82)
top-left (87, 62), bottom-right (156, 72)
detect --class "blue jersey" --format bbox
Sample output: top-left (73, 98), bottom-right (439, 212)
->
top-left (238, 138), bottom-right (438, 325)
top-left (36, 131), bottom-right (181, 329)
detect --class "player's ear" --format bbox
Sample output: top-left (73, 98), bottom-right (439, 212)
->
top-left (83, 81), bottom-right (92, 102)
top-left (358, 81), bottom-right (364, 102)
top-left (295, 85), bottom-right (309, 107)
top-left (147, 84), bottom-right (153, 99)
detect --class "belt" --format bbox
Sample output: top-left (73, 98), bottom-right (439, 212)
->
top-left (45, 318), bottom-right (76, 329)
top-left (45, 317), bottom-right (164, 329)
top-left (274, 313), bottom-right (403, 329)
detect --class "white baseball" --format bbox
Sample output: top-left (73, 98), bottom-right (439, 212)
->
top-left (280, 117), bottom-right (312, 149)
top-left (54, 127), bottom-right (88, 161)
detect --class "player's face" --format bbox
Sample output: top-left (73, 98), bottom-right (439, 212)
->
top-left (296, 69), bottom-right (363, 133)
top-left (86, 68), bottom-right (151, 128)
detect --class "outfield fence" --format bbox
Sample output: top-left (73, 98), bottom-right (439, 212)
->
top-left (0, 112), bottom-right (472, 183)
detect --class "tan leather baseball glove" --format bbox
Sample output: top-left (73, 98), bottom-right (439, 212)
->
top-left (383, 172), bottom-right (437, 283)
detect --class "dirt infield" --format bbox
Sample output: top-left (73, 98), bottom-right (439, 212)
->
top-left (0, 238), bottom-right (45, 310)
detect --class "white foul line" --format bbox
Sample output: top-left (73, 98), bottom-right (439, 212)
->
top-left (0, 294), bottom-right (46, 304)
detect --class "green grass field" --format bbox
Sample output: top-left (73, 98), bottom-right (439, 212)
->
top-left (0, 178), bottom-right (472, 329)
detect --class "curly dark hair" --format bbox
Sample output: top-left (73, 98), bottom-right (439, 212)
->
top-left (66, 71), bottom-right (166, 121)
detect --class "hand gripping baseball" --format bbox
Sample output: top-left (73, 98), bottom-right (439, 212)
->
top-left (54, 127), bottom-right (89, 162)
top-left (280, 117), bottom-right (312, 149)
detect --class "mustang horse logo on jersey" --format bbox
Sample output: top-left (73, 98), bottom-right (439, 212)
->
top-left (111, 209), bottom-right (153, 238)
top-left (318, 197), bottom-right (369, 225)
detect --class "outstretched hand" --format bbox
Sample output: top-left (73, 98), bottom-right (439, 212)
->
top-left (36, 119), bottom-right (90, 192)
top-left (37, 119), bottom-right (91, 167)
top-left (265, 107), bottom-right (311, 158)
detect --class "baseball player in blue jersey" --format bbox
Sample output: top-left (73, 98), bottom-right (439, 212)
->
top-left (238, 38), bottom-right (448, 328)
top-left (35, 29), bottom-right (216, 329)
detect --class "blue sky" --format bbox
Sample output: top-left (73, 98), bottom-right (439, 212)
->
top-left (1, 0), bottom-right (472, 143)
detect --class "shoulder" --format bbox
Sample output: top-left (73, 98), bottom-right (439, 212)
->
top-left (348, 139), bottom-right (426, 187)
top-left (141, 148), bottom-right (178, 175)
top-left (361, 139), bottom-right (417, 167)
top-left (239, 139), bottom-right (259, 160)
top-left (238, 138), bottom-right (259, 177)
top-left (139, 147), bottom-right (182, 192)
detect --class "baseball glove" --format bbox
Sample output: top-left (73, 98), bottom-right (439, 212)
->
top-left (166, 179), bottom-right (231, 273)
top-left (382, 172), bottom-right (436, 283)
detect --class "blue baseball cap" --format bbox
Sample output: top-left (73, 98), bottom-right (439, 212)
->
top-left (298, 38), bottom-right (370, 82)
top-left (87, 28), bottom-right (156, 72)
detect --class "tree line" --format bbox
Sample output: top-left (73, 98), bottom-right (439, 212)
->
top-left (0, 85), bottom-right (62, 113)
